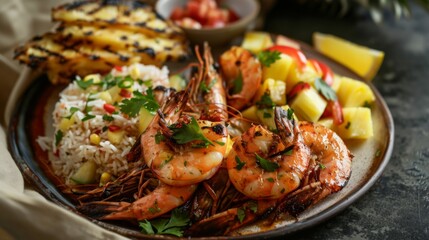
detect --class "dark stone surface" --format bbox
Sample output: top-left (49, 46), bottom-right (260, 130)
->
top-left (264, 1), bottom-right (429, 240)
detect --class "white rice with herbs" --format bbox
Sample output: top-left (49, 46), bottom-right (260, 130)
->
top-left (37, 63), bottom-right (170, 184)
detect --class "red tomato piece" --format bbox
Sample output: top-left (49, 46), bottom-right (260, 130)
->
top-left (227, 9), bottom-right (239, 23)
top-left (103, 103), bottom-right (116, 114)
top-left (114, 66), bottom-right (123, 72)
top-left (309, 59), bottom-right (334, 86)
top-left (120, 89), bottom-right (132, 98)
top-left (287, 82), bottom-right (311, 99)
top-left (206, 9), bottom-right (226, 27)
top-left (108, 125), bottom-right (121, 132)
top-left (170, 7), bottom-right (187, 20)
top-left (322, 100), bottom-right (344, 125)
top-left (266, 45), bottom-right (307, 69)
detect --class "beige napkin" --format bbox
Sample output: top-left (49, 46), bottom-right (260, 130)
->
top-left (0, 0), bottom-right (128, 239)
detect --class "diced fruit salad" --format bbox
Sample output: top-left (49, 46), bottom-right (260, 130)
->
top-left (170, 0), bottom-right (240, 29)
top-left (241, 31), bottom-right (377, 140)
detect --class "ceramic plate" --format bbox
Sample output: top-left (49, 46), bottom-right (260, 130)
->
top-left (7, 42), bottom-right (394, 239)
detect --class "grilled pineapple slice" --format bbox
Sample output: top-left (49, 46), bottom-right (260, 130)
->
top-left (52, 0), bottom-right (184, 39)
top-left (58, 24), bottom-right (188, 64)
top-left (14, 33), bottom-right (141, 83)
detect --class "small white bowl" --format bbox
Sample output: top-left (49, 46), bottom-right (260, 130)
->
top-left (156, 0), bottom-right (260, 46)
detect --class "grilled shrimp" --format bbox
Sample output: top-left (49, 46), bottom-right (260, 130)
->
top-left (219, 46), bottom-right (262, 111)
top-left (226, 107), bottom-right (311, 200)
top-left (274, 121), bottom-right (352, 217)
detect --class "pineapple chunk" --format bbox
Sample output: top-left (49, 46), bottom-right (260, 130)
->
top-left (286, 63), bottom-right (320, 94)
top-left (99, 91), bottom-right (113, 104)
top-left (241, 31), bottom-right (273, 54)
top-left (107, 129), bottom-right (125, 144)
top-left (256, 78), bottom-right (286, 106)
top-left (169, 75), bottom-right (187, 91)
top-left (139, 107), bottom-right (155, 133)
top-left (290, 87), bottom-right (327, 122)
top-left (107, 86), bottom-right (121, 102)
top-left (337, 77), bottom-right (375, 107)
top-left (262, 54), bottom-right (294, 82)
top-left (241, 106), bottom-right (259, 122)
top-left (334, 107), bottom-right (373, 139)
top-left (331, 74), bottom-right (342, 93)
top-left (317, 118), bottom-right (334, 130)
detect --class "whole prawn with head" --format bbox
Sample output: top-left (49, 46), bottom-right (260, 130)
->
top-left (78, 45), bottom-right (229, 222)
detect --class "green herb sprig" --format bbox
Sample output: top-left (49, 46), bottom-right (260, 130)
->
top-left (139, 209), bottom-right (190, 237)
top-left (169, 116), bottom-right (214, 147)
top-left (257, 50), bottom-right (281, 67)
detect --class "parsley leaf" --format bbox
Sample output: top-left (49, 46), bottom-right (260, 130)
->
top-left (65, 107), bottom-right (79, 119)
top-left (169, 116), bottom-right (214, 146)
top-left (55, 130), bottom-right (63, 146)
top-left (257, 50), bottom-right (281, 67)
top-left (102, 115), bottom-right (114, 122)
top-left (200, 78), bottom-right (217, 93)
top-left (256, 92), bottom-right (275, 109)
top-left (139, 209), bottom-right (190, 237)
top-left (155, 131), bottom-right (165, 144)
top-left (235, 156), bottom-right (245, 170)
top-left (287, 108), bottom-right (294, 120)
top-left (237, 208), bottom-right (246, 223)
top-left (315, 78), bottom-right (337, 101)
top-left (82, 114), bottom-right (95, 122)
top-left (247, 201), bottom-right (258, 213)
top-left (230, 72), bottom-right (243, 95)
top-left (76, 79), bottom-right (94, 90)
top-left (120, 88), bottom-right (160, 117)
top-left (319, 163), bottom-right (326, 170)
top-left (255, 154), bottom-right (279, 172)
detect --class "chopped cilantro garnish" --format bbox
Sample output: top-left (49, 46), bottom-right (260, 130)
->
top-left (76, 78), bottom-right (94, 90)
top-left (148, 200), bottom-right (161, 214)
top-left (315, 78), bottom-right (337, 101)
top-left (82, 114), bottom-right (95, 122)
top-left (143, 79), bottom-right (153, 87)
top-left (257, 50), bottom-right (281, 67)
top-left (160, 155), bottom-right (173, 168)
top-left (235, 156), bottom-right (245, 170)
top-left (230, 72), bottom-right (243, 95)
top-left (139, 208), bottom-right (190, 237)
top-left (345, 121), bottom-right (351, 129)
top-left (65, 107), bottom-right (79, 119)
top-left (118, 76), bottom-right (134, 88)
top-left (287, 108), bottom-right (294, 120)
top-left (200, 78), bottom-right (217, 93)
top-left (266, 177), bottom-right (275, 182)
top-left (319, 163), bottom-right (326, 170)
top-left (169, 116), bottom-right (214, 147)
top-left (247, 201), bottom-right (258, 213)
top-left (214, 140), bottom-right (225, 146)
top-left (263, 111), bottom-right (272, 119)
top-left (256, 92), bottom-right (275, 109)
top-left (237, 208), bottom-right (246, 223)
top-left (255, 154), bottom-right (279, 172)
top-left (155, 131), bottom-right (166, 144)
top-left (363, 101), bottom-right (372, 108)
top-left (120, 88), bottom-right (160, 117)
top-left (55, 130), bottom-right (63, 146)
top-left (102, 115), bottom-right (114, 122)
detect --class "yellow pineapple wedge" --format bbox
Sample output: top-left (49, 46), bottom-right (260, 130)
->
top-left (241, 31), bottom-right (273, 54)
top-left (255, 78), bottom-right (286, 106)
top-left (334, 107), bottom-right (373, 139)
top-left (337, 76), bottom-right (376, 108)
top-left (313, 32), bottom-right (384, 81)
top-left (262, 54), bottom-right (294, 82)
top-left (290, 86), bottom-right (327, 122)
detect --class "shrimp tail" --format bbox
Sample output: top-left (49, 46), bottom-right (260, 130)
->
top-left (78, 201), bottom-right (134, 220)
top-left (274, 107), bottom-right (296, 145)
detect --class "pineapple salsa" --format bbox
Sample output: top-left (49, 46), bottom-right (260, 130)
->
top-left (240, 31), bottom-right (376, 140)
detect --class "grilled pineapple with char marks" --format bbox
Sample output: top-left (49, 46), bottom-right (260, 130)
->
top-left (58, 24), bottom-right (188, 64)
top-left (14, 33), bottom-right (141, 83)
top-left (52, 0), bottom-right (183, 39)
top-left (14, 0), bottom-right (189, 84)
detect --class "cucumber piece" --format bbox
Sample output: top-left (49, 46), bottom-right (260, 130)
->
top-left (70, 161), bottom-right (97, 184)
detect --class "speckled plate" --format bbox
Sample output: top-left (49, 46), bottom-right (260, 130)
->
top-left (7, 42), bottom-right (394, 239)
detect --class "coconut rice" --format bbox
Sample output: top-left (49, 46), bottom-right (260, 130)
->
top-left (37, 63), bottom-right (170, 184)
